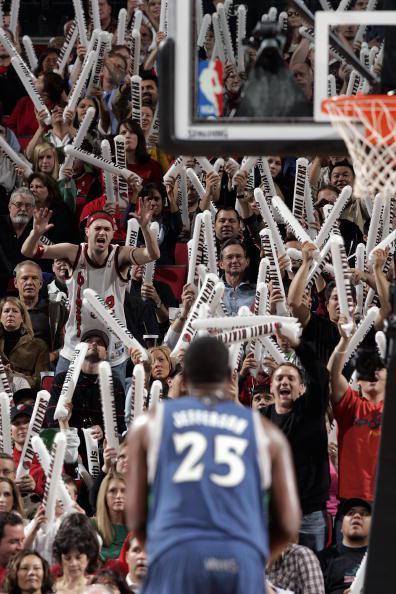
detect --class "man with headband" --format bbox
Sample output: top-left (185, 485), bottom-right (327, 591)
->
top-left (21, 204), bottom-right (160, 386)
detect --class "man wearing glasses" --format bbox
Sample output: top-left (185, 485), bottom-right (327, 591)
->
top-left (0, 188), bottom-right (35, 298)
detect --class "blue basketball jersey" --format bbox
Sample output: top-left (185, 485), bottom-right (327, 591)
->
top-left (145, 396), bottom-right (271, 565)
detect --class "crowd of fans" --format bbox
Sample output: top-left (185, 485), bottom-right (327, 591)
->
top-left (0, 0), bottom-right (393, 593)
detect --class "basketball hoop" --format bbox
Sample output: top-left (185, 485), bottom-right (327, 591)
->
top-left (322, 94), bottom-right (396, 198)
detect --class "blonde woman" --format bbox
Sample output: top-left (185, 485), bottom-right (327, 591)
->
top-left (0, 297), bottom-right (49, 389)
top-left (93, 472), bottom-right (128, 561)
top-left (32, 142), bottom-right (59, 179)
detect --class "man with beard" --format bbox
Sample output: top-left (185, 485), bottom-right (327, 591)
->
top-left (46, 330), bottom-right (126, 461)
top-left (0, 188), bottom-right (35, 297)
top-left (219, 239), bottom-right (256, 316)
top-left (318, 499), bottom-right (371, 594)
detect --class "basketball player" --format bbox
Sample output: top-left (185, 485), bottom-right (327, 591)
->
top-left (21, 203), bottom-right (160, 383)
top-left (127, 336), bottom-right (301, 594)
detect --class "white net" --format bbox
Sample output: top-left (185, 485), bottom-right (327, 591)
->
top-left (323, 95), bottom-right (396, 198)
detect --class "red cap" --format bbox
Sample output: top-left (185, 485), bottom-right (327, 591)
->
top-left (86, 211), bottom-right (117, 230)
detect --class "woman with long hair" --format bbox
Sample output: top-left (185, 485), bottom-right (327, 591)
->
top-left (0, 477), bottom-right (25, 518)
top-left (53, 514), bottom-right (100, 594)
top-left (0, 297), bottom-right (49, 389)
top-left (4, 550), bottom-right (53, 594)
top-left (117, 118), bottom-right (163, 186)
top-left (94, 471), bottom-right (128, 561)
top-left (32, 142), bottom-right (60, 179)
top-left (28, 172), bottom-right (79, 244)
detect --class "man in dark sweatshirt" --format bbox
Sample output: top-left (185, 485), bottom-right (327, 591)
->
top-left (263, 328), bottom-right (330, 553)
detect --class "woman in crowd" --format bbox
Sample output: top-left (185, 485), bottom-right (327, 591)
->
top-left (53, 514), bottom-right (100, 594)
top-left (28, 172), bottom-right (79, 244)
top-left (118, 118), bottom-right (163, 186)
top-left (32, 142), bottom-right (59, 180)
top-left (26, 103), bottom-right (76, 161)
top-left (4, 550), bottom-right (53, 594)
top-left (0, 297), bottom-right (49, 389)
top-left (93, 472), bottom-right (128, 561)
top-left (0, 477), bottom-right (25, 517)
top-left (147, 345), bottom-right (173, 397)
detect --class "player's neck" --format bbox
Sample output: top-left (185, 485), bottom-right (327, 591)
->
top-left (189, 382), bottom-right (229, 400)
top-left (87, 244), bottom-right (109, 265)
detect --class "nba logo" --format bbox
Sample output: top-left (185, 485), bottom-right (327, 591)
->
top-left (197, 59), bottom-right (224, 118)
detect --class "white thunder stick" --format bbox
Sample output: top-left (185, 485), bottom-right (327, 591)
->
top-left (42, 432), bottom-right (66, 526)
top-left (343, 306), bottom-right (379, 365)
top-left (232, 156), bottom-right (258, 187)
top-left (212, 12), bottom-right (225, 62)
top-left (132, 364), bottom-right (145, 421)
top-left (314, 185), bottom-right (352, 249)
top-left (64, 145), bottom-right (137, 182)
top-left (82, 428), bottom-right (100, 478)
top-left (330, 236), bottom-right (354, 336)
top-left (22, 36), bottom-right (38, 72)
top-left (114, 134), bottom-right (129, 207)
top-left (131, 74), bottom-right (142, 125)
top-left (60, 106), bottom-right (96, 178)
top-left (366, 193), bottom-right (383, 259)
top-left (292, 158), bottom-right (308, 225)
top-left (196, 0), bottom-right (204, 32)
top-left (208, 282), bottom-right (225, 316)
top-left (171, 273), bottom-right (219, 356)
top-left (125, 217), bottom-right (140, 248)
top-left (142, 222), bottom-right (160, 285)
top-left (197, 13), bottom-right (211, 47)
top-left (196, 157), bottom-right (216, 174)
top-left (0, 27), bottom-right (18, 57)
top-left (260, 228), bottom-right (289, 316)
top-left (186, 168), bottom-right (206, 198)
top-left (328, 74), bottom-right (336, 98)
top-left (349, 553), bottom-right (367, 594)
top-left (217, 2), bottom-right (235, 64)
top-left (254, 188), bottom-right (291, 272)
top-left (11, 57), bottom-right (51, 124)
top-left (130, 29), bottom-right (141, 77)
top-left (9, 0), bottom-right (20, 36)
top-left (0, 394), bottom-right (12, 455)
top-left (0, 135), bottom-right (33, 177)
top-left (83, 288), bottom-right (148, 359)
top-left (337, 0), bottom-right (353, 10)
top-left (56, 22), bottom-right (79, 75)
top-left (164, 156), bottom-right (185, 183)
top-left (355, 243), bottom-right (366, 317)
top-left (203, 210), bottom-right (218, 275)
top-left (0, 4), bottom-right (3, 29)
top-left (187, 213), bottom-right (204, 285)
top-left (149, 381), bottom-right (162, 408)
top-left (354, 0), bottom-right (377, 44)
top-left (87, 31), bottom-right (108, 93)
top-left (304, 178), bottom-right (317, 240)
top-left (0, 356), bottom-right (12, 399)
top-left (216, 321), bottom-right (301, 345)
top-left (272, 195), bottom-right (316, 250)
top-left (31, 435), bottom-right (74, 511)
top-left (100, 139), bottom-right (116, 204)
top-left (72, 0), bottom-right (88, 46)
top-left (375, 330), bottom-right (386, 361)
top-left (98, 361), bottom-right (119, 452)
top-left (16, 390), bottom-right (50, 479)
top-left (260, 336), bottom-right (287, 365)
top-left (178, 167), bottom-right (190, 231)
top-left (369, 229), bottom-right (396, 263)
top-left (159, 0), bottom-right (168, 34)
top-left (90, 0), bottom-right (101, 31)
top-left (192, 314), bottom-right (298, 330)
top-left (54, 342), bottom-right (89, 420)
top-left (63, 50), bottom-right (96, 121)
top-left (117, 8), bottom-right (128, 45)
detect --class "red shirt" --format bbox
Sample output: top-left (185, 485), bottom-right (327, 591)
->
top-left (4, 96), bottom-right (39, 150)
top-left (334, 386), bottom-right (383, 501)
top-left (13, 447), bottom-right (46, 497)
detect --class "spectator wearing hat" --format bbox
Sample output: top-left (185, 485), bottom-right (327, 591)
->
top-left (46, 330), bottom-right (126, 463)
top-left (12, 388), bottom-right (36, 407)
top-left (21, 204), bottom-right (160, 387)
top-left (318, 499), bottom-right (371, 594)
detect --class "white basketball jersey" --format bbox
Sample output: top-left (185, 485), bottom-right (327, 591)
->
top-left (61, 243), bottom-right (129, 367)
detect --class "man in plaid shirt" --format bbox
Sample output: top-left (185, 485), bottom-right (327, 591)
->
top-left (267, 543), bottom-right (325, 594)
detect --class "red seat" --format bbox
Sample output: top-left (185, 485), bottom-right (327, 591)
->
top-left (41, 372), bottom-right (55, 393)
top-left (174, 243), bottom-right (189, 266)
top-left (155, 265), bottom-right (187, 302)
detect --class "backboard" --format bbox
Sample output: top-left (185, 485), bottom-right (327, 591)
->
top-left (158, 0), bottom-right (393, 155)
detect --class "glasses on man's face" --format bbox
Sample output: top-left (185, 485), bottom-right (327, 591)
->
top-left (287, 10), bottom-right (300, 17)
top-left (10, 202), bottom-right (34, 210)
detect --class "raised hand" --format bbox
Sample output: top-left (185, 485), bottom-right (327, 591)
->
top-left (33, 208), bottom-right (54, 236)
top-left (133, 197), bottom-right (152, 229)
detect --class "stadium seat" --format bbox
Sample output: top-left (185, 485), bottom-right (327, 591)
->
top-left (155, 265), bottom-right (187, 302)
top-left (40, 371), bottom-right (55, 392)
